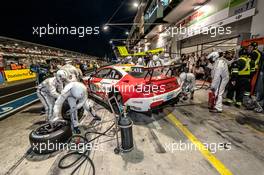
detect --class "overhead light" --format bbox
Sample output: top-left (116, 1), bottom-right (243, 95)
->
top-left (109, 40), bottom-right (113, 44)
top-left (194, 5), bottom-right (201, 10)
top-left (103, 25), bottom-right (109, 31)
top-left (133, 2), bottom-right (139, 8)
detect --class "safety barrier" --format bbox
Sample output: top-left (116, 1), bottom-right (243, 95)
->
top-left (0, 92), bottom-right (38, 120)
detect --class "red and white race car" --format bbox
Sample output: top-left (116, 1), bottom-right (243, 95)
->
top-left (83, 64), bottom-right (182, 112)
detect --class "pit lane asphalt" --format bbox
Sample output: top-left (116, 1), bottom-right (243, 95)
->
top-left (0, 89), bottom-right (264, 175)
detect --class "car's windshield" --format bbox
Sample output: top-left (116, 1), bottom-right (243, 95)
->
top-left (127, 67), bottom-right (165, 78)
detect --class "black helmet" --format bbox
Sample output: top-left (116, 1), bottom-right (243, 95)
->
top-left (249, 42), bottom-right (258, 48)
top-left (239, 47), bottom-right (248, 56)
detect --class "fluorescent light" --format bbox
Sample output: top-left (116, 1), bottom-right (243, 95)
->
top-left (103, 25), bottom-right (109, 31)
top-left (133, 2), bottom-right (139, 8)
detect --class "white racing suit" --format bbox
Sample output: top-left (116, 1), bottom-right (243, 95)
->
top-left (147, 55), bottom-right (163, 67)
top-left (211, 57), bottom-right (229, 111)
top-left (37, 77), bottom-right (63, 121)
top-left (179, 72), bottom-right (196, 97)
top-left (60, 64), bottom-right (83, 82)
top-left (137, 57), bottom-right (145, 66)
top-left (52, 82), bottom-right (96, 128)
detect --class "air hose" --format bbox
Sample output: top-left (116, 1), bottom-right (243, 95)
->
top-left (58, 122), bottom-right (116, 175)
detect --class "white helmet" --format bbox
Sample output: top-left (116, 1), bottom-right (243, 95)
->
top-left (137, 57), bottom-right (143, 64)
top-left (164, 53), bottom-right (170, 57)
top-left (56, 70), bottom-right (68, 82)
top-left (126, 56), bottom-right (132, 60)
top-left (70, 83), bottom-right (87, 99)
top-left (180, 72), bottom-right (187, 82)
top-left (153, 55), bottom-right (159, 61)
top-left (207, 51), bottom-right (220, 62)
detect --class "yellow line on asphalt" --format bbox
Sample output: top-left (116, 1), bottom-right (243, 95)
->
top-left (166, 112), bottom-right (233, 175)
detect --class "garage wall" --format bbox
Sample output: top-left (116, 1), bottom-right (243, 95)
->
top-left (251, 0), bottom-right (264, 37)
top-left (180, 18), bottom-right (252, 49)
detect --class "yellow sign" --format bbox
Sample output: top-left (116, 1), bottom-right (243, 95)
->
top-left (117, 46), bottom-right (164, 57)
top-left (117, 46), bottom-right (129, 56)
top-left (4, 69), bottom-right (36, 82)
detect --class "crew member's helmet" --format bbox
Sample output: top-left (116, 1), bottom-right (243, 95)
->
top-left (180, 72), bottom-right (187, 82)
top-left (56, 70), bottom-right (68, 82)
top-left (249, 42), bottom-right (258, 49)
top-left (153, 55), bottom-right (159, 61)
top-left (207, 51), bottom-right (220, 62)
top-left (70, 83), bottom-right (87, 99)
top-left (137, 57), bottom-right (143, 64)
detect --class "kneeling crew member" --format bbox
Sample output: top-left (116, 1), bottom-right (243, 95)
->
top-left (52, 82), bottom-right (99, 134)
top-left (179, 72), bottom-right (196, 100)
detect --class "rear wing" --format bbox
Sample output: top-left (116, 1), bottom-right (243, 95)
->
top-left (131, 64), bottom-right (183, 81)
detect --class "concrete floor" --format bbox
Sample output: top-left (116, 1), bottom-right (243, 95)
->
top-left (0, 89), bottom-right (264, 175)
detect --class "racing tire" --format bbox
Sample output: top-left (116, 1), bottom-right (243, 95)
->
top-left (61, 102), bottom-right (84, 121)
top-left (29, 122), bottom-right (72, 154)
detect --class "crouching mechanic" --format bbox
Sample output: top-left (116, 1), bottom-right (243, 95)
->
top-left (179, 72), bottom-right (196, 100)
top-left (52, 82), bottom-right (99, 134)
top-left (37, 70), bottom-right (68, 121)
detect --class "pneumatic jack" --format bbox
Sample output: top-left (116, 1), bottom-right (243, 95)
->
top-left (108, 96), bottom-right (134, 154)
top-left (118, 105), bottom-right (134, 153)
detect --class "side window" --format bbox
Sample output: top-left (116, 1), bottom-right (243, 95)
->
top-left (95, 68), bottom-right (111, 78)
top-left (106, 69), bottom-right (122, 80)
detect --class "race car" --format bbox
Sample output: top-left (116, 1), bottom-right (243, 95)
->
top-left (83, 64), bottom-right (182, 112)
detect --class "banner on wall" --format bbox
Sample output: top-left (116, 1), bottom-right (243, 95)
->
top-left (4, 69), bottom-right (36, 82)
